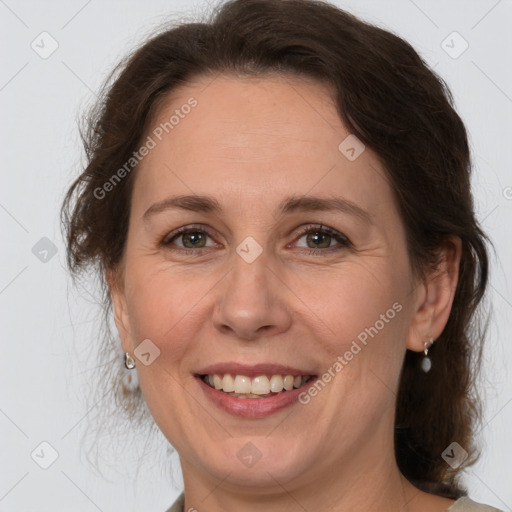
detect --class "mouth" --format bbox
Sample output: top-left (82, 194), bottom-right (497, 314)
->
top-left (198, 373), bottom-right (314, 399)
top-left (194, 363), bottom-right (319, 417)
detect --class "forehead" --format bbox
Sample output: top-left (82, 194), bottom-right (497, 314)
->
top-left (131, 74), bottom-right (394, 220)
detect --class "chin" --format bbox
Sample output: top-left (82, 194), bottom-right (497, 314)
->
top-left (197, 437), bottom-right (311, 488)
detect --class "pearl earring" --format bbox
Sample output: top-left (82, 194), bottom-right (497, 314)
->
top-left (421, 337), bottom-right (434, 372)
top-left (124, 352), bottom-right (136, 369)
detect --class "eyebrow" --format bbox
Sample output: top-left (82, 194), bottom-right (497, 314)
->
top-left (143, 194), bottom-right (372, 224)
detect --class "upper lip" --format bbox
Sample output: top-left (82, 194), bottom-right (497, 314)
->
top-left (196, 362), bottom-right (316, 378)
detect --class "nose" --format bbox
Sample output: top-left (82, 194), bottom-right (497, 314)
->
top-left (212, 250), bottom-right (293, 341)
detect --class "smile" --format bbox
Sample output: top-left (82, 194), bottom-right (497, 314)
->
top-left (201, 373), bottom-right (313, 398)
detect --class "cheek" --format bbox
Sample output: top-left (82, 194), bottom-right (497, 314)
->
top-left (301, 262), bottom-right (408, 347)
top-left (121, 263), bottom-right (205, 426)
top-left (123, 257), bottom-right (214, 342)
top-left (310, 266), bottom-right (408, 415)
top-left (303, 262), bottom-right (411, 417)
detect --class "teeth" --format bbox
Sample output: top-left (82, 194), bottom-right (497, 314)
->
top-left (213, 374), bottom-right (222, 390)
top-left (202, 373), bottom-right (312, 396)
top-left (234, 375), bottom-right (252, 393)
top-left (251, 376), bottom-right (270, 395)
top-left (269, 375), bottom-right (284, 392)
top-left (222, 374), bottom-right (235, 392)
top-left (283, 375), bottom-right (294, 391)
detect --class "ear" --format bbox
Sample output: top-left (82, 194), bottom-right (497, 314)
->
top-left (106, 266), bottom-right (134, 354)
top-left (406, 236), bottom-right (462, 352)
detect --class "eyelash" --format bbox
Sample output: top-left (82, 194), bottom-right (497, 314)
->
top-left (161, 223), bottom-right (352, 256)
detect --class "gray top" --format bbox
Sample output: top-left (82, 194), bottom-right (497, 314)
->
top-left (446, 497), bottom-right (504, 511)
top-left (165, 493), bottom-right (504, 511)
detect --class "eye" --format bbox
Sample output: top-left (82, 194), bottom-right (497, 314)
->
top-left (160, 223), bottom-right (352, 256)
top-left (161, 224), bottom-right (218, 252)
top-left (293, 224), bottom-right (352, 254)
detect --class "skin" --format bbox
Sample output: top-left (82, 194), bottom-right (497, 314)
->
top-left (110, 74), bottom-right (462, 512)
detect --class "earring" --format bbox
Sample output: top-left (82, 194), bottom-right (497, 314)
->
top-left (124, 352), bottom-right (136, 369)
top-left (421, 337), bottom-right (434, 372)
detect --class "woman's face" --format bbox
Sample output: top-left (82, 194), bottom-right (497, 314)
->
top-left (112, 75), bottom-right (429, 491)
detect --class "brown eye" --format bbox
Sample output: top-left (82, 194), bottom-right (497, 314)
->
top-left (162, 225), bottom-right (217, 252)
top-left (294, 225), bottom-right (351, 254)
top-left (180, 231), bottom-right (208, 249)
top-left (304, 231), bottom-right (332, 249)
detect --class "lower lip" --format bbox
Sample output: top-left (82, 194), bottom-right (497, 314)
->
top-left (195, 376), bottom-right (318, 418)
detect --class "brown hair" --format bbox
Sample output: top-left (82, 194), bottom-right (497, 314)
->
top-left (61, 0), bottom-right (490, 497)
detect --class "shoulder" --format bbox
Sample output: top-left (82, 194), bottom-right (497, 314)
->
top-left (446, 497), bottom-right (504, 512)
top-left (164, 492), bottom-right (185, 512)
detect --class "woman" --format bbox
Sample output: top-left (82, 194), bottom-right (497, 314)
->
top-left (61, 0), bottom-right (503, 510)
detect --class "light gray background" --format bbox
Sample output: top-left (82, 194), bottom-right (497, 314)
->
top-left (1, 0), bottom-right (511, 510)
